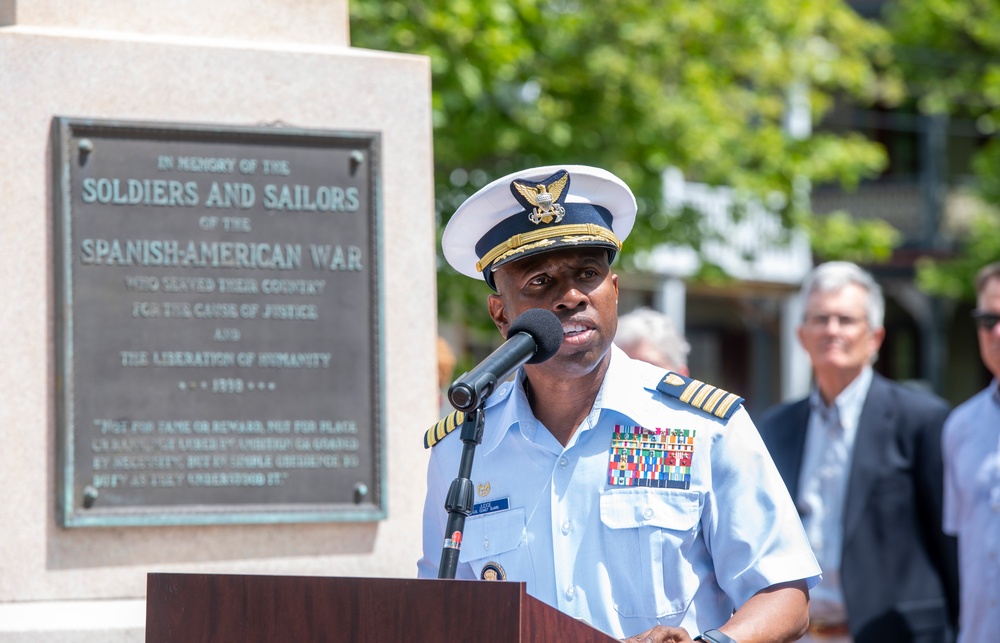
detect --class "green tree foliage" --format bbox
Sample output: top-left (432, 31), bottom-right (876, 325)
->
top-left (887, 0), bottom-right (1000, 300)
top-left (916, 210), bottom-right (1000, 300)
top-left (807, 210), bottom-right (901, 264)
top-left (350, 0), bottom-right (901, 327)
top-left (887, 0), bottom-right (1000, 118)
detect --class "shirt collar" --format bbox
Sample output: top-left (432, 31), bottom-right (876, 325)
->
top-left (810, 366), bottom-right (873, 441)
top-left (479, 373), bottom-right (530, 455)
top-left (479, 344), bottom-right (651, 454)
top-left (574, 345), bottom-right (673, 433)
top-left (593, 344), bottom-right (659, 414)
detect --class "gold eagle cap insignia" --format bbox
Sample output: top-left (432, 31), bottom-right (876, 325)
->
top-left (513, 173), bottom-right (569, 225)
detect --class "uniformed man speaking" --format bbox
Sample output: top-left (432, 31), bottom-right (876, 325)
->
top-left (419, 165), bottom-right (820, 643)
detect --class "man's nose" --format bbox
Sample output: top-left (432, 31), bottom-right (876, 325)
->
top-left (554, 286), bottom-right (587, 310)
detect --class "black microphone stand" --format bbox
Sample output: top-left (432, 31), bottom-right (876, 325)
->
top-left (437, 402), bottom-right (486, 579)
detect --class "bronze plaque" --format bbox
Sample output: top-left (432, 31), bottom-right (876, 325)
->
top-left (52, 118), bottom-right (384, 527)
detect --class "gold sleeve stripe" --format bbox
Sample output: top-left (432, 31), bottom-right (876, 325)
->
top-left (680, 379), bottom-right (706, 404)
top-left (714, 393), bottom-right (740, 419)
top-left (438, 412), bottom-right (456, 442)
top-left (702, 388), bottom-right (727, 415)
top-left (475, 224), bottom-right (621, 272)
top-left (691, 384), bottom-right (715, 409)
top-left (448, 411), bottom-right (466, 437)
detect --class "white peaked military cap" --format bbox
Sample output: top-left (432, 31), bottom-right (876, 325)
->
top-left (442, 165), bottom-right (637, 290)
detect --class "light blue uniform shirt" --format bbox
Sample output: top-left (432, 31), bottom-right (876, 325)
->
top-left (943, 380), bottom-right (1000, 643)
top-left (419, 347), bottom-right (820, 639)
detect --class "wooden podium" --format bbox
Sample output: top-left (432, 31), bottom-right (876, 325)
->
top-left (145, 572), bottom-right (618, 642)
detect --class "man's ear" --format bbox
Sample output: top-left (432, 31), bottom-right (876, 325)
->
top-left (870, 325), bottom-right (886, 354)
top-left (487, 294), bottom-right (510, 338)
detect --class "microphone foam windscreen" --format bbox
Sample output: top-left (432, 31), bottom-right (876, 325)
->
top-left (509, 308), bottom-right (564, 364)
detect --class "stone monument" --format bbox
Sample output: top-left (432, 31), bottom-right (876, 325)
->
top-left (0, 1), bottom-right (436, 640)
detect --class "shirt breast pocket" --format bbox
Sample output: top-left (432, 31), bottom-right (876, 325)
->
top-left (458, 508), bottom-right (529, 582)
top-left (600, 488), bottom-right (703, 618)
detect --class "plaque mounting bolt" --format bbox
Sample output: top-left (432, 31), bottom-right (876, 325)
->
top-left (78, 138), bottom-right (94, 156)
top-left (82, 486), bottom-right (99, 509)
top-left (350, 150), bottom-right (365, 174)
top-left (353, 482), bottom-right (369, 504)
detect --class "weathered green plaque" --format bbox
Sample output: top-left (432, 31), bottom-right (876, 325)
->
top-left (52, 118), bottom-right (384, 527)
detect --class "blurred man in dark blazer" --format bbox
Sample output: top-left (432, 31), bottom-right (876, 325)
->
top-left (759, 261), bottom-right (959, 643)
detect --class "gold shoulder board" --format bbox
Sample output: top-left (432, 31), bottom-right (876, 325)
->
top-left (655, 372), bottom-right (744, 421)
top-left (423, 410), bottom-right (466, 449)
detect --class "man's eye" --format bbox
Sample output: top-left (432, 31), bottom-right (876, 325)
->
top-left (804, 314), bottom-right (862, 328)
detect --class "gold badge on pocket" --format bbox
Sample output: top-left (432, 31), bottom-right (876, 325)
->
top-left (480, 562), bottom-right (506, 581)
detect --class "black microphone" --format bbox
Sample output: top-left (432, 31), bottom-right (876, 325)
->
top-left (448, 308), bottom-right (563, 412)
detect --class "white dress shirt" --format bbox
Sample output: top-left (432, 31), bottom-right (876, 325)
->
top-left (798, 366), bottom-right (873, 626)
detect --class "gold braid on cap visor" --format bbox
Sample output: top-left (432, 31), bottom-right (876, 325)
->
top-left (475, 223), bottom-right (622, 273)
